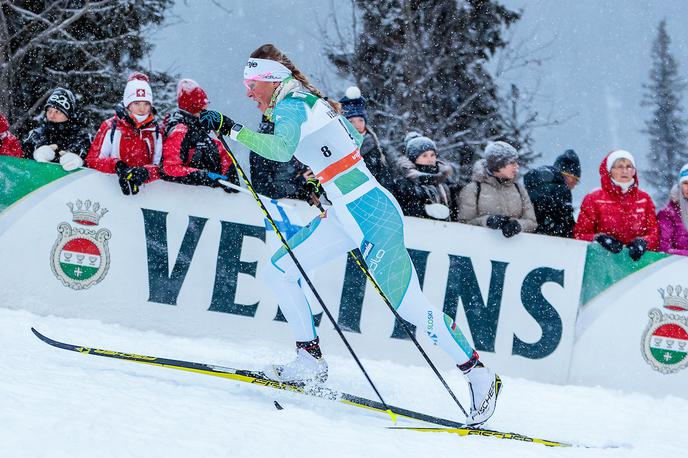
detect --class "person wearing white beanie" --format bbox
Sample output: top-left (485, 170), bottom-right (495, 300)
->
top-left (574, 149), bottom-right (660, 261)
top-left (657, 163), bottom-right (688, 256)
top-left (86, 72), bottom-right (162, 196)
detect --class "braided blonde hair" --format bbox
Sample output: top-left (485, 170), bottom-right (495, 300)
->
top-left (250, 44), bottom-right (342, 113)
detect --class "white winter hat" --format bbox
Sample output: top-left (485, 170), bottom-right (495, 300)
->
top-left (123, 72), bottom-right (153, 107)
top-left (679, 163), bottom-right (688, 184)
top-left (606, 149), bottom-right (635, 172)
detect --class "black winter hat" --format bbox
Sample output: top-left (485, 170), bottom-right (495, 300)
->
top-left (554, 149), bottom-right (581, 178)
top-left (45, 87), bottom-right (77, 119)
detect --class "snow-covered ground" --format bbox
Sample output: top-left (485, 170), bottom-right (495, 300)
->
top-left (1, 306), bottom-right (684, 457)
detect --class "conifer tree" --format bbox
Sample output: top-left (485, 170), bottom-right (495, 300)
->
top-left (642, 20), bottom-right (688, 200)
top-left (0, 0), bottom-right (175, 136)
top-left (326, 0), bottom-right (520, 169)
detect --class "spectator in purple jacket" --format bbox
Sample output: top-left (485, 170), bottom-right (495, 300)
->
top-left (657, 163), bottom-right (688, 256)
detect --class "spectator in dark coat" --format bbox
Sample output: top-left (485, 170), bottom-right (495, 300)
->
top-left (339, 86), bottom-right (395, 189)
top-left (394, 134), bottom-right (459, 221)
top-left (248, 115), bottom-right (309, 199)
top-left (524, 149), bottom-right (581, 238)
top-left (0, 113), bottom-right (23, 158)
top-left (23, 87), bottom-right (91, 171)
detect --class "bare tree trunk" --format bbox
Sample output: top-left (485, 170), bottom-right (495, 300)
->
top-left (0, 2), bottom-right (12, 118)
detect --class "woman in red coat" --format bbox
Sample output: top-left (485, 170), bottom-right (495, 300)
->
top-left (574, 150), bottom-right (659, 261)
top-left (87, 73), bottom-right (162, 195)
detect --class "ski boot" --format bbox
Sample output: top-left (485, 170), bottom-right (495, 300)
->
top-left (459, 351), bottom-right (502, 426)
top-left (269, 337), bottom-right (328, 385)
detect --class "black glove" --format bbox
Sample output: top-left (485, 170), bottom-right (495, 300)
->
top-left (115, 161), bottom-right (149, 195)
top-left (486, 215), bottom-right (510, 230)
top-left (304, 178), bottom-right (323, 197)
top-left (501, 219), bottom-right (522, 238)
top-left (304, 177), bottom-right (325, 208)
top-left (594, 233), bottom-right (624, 254)
top-left (199, 110), bottom-right (235, 136)
top-left (626, 237), bottom-right (648, 261)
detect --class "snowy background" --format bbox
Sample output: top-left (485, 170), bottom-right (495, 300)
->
top-left (150, 0), bottom-right (688, 202)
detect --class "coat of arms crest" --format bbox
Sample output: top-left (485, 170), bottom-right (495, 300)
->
top-left (50, 199), bottom-right (111, 290)
top-left (641, 285), bottom-right (688, 374)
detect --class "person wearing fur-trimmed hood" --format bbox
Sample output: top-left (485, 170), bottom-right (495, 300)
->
top-left (394, 134), bottom-right (459, 221)
top-left (458, 141), bottom-right (537, 237)
top-left (657, 163), bottom-right (688, 256)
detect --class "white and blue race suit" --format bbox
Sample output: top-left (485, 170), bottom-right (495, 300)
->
top-left (232, 89), bottom-right (475, 364)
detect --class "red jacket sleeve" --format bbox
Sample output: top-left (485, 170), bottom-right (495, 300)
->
top-left (0, 133), bottom-right (23, 158)
top-left (86, 119), bottom-right (119, 174)
top-left (215, 139), bottom-right (234, 176)
top-left (162, 124), bottom-right (200, 177)
top-left (641, 195), bottom-right (660, 250)
top-left (574, 194), bottom-right (598, 242)
top-left (143, 164), bottom-right (160, 182)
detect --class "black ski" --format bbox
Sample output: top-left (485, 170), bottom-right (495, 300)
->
top-left (31, 327), bottom-right (574, 447)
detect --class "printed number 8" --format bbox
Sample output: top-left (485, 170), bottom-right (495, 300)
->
top-left (321, 146), bottom-right (332, 157)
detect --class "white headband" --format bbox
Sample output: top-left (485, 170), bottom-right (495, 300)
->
top-left (244, 58), bottom-right (292, 82)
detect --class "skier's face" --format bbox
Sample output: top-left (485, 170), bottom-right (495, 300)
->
top-left (610, 159), bottom-right (635, 184)
top-left (245, 80), bottom-right (279, 113)
top-left (46, 107), bottom-right (68, 123)
top-left (681, 181), bottom-right (688, 199)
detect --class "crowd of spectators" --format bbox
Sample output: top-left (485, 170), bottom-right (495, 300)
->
top-left (1, 80), bottom-right (687, 260)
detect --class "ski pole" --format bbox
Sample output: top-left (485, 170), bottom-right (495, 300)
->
top-left (215, 135), bottom-right (398, 423)
top-left (307, 192), bottom-right (468, 417)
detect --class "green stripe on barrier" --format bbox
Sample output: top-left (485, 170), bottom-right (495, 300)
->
top-left (0, 156), bottom-right (70, 213)
top-left (580, 242), bottom-right (669, 306)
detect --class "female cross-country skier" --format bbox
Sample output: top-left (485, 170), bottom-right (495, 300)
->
top-left (200, 44), bottom-right (501, 425)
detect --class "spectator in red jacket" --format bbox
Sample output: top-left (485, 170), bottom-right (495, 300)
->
top-left (0, 113), bottom-right (23, 157)
top-left (574, 150), bottom-right (659, 261)
top-left (161, 79), bottom-right (238, 190)
top-left (87, 72), bottom-right (162, 195)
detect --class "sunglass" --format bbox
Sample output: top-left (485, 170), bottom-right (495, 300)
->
top-left (561, 172), bottom-right (580, 182)
top-left (243, 72), bottom-right (273, 92)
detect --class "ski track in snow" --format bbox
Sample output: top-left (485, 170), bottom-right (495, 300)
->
top-left (1, 307), bottom-right (684, 458)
